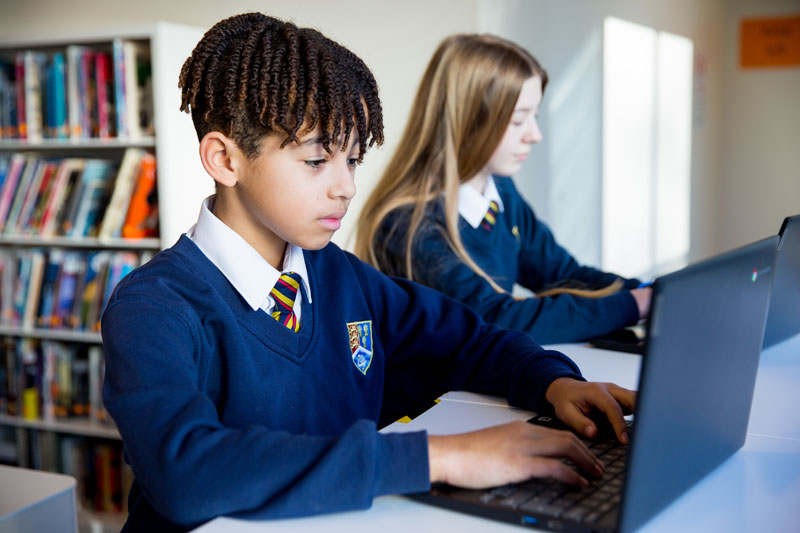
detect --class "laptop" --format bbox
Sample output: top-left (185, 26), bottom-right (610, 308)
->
top-left (409, 236), bottom-right (778, 532)
top-left (592, 215), bottom-right (799, 355)
top-left (762, 215), bottom-right (800, 348)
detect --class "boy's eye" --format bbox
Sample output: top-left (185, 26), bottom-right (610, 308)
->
top-left (347, 157), bottom-right (361, 167)
top-left (305, 159), bottom-right (326, 169)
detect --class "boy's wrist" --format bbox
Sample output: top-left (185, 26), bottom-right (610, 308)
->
top-left (428, 434), bottom-right (455, 484)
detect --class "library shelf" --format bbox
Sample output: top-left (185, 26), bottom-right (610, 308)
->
top-left (0, 325), bottom-right (101, 343)
top-left (0, 235), bottom-right (160, 250)
top-left (0, 413), bottom-right (119, 440)
top-left (0, 22), bottom-right (211, 530)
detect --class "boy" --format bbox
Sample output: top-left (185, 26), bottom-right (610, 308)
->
top-left (102, 12), bottom-right (635, 532)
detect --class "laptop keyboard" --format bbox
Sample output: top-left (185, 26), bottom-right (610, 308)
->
top-left (473, 419), bottom-right (632, 528)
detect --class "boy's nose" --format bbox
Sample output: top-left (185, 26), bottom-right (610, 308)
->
top-left (331, 162), bottom-right (356, 200)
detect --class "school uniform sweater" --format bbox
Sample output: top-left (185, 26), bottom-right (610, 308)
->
top-left (376, 177), bottom-right (641, 344)
top-left (101, 235), bottom-right (583, 531)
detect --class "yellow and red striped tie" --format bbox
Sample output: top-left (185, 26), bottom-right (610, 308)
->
top-left (270, 271), bottom-right (302, 332)
top-left (481, 200), bottom-right (499, 231)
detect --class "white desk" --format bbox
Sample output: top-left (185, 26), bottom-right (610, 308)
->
top-left (194, 335), bottom-right (800, 533)
top-left (0, 465), bottom-right (78, 533)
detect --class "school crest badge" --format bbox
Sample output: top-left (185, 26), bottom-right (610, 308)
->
top-left (347, 320), bottom-right (373, 375)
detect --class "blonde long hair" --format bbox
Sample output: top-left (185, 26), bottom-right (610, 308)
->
top-left (355, 34), bottom-right (547, 292)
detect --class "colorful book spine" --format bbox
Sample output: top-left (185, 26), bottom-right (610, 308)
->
top-left (112, 39), bottom-right (128, 139)
top-left (50, 52), bottom-right (68, 139)
top-left (95, 52), bottom-right (113, 139)
top-left (23, 51), bottom-right (44, 143)
top-left (121, 153), bottom-right (157, 238)
top-left (66, 46), bottom-right (84, 139)
top-left (0, 154), bottom-right (26, 228)
top-left (14, 52), bottom-right (26, 139)
top-left (69, 159), bottom-right (113, 237)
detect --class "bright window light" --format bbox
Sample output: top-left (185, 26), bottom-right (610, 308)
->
top-left (602, 17), bottom-right (693, 279)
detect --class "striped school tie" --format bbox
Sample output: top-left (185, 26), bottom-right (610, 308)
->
top-left (270, 271), bottom-right (302, 332)
top-left (481, 200), bottom-right (500, 231)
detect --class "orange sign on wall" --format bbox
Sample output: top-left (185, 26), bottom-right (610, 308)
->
top-left (740, 15), bottom-right (800, 68)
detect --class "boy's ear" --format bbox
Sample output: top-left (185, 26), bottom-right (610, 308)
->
top-left (198, 132), bottom-right (244, 188)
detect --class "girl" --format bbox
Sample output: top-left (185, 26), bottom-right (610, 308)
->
top-left (356, 33), bottom-right (651, 344)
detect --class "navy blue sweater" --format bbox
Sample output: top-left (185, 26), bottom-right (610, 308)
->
top-left (101, 235), bottom-right (582, 531)
top-left (375, 177), bottom-right (640, 344)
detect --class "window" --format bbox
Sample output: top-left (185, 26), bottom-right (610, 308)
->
top-left (602, 17), bottom-right (693, 279)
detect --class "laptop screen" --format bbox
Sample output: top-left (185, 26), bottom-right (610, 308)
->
top-left (763, 215), bottom-right (800, 348)
top-left (620, 236), bottom-right (778, 531)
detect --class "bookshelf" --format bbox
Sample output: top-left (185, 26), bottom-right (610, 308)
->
top-left (0, 23), bottom-right (212, 532)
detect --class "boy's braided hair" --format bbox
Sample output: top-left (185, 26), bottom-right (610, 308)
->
top-left (179, 12), bottom-right (383, 159)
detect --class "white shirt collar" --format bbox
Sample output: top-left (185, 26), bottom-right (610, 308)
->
top-left (458, 176), bottom-right (505, 229)
top-left (187, 196), bottom-right (312, 311)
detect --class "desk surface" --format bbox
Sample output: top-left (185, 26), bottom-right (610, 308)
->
top-left (0, 464), bottom-right (77, 532)
top-left (194, 334), bottom-right (800, 533)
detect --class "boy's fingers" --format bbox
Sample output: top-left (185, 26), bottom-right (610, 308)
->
top-left (525, 430), bottom-right (603, 477)
top-left (592, 388), bottom-right (629, 444)
top-left (608, 383), bottom-right (637, 414)
top-left (557, 403), bottom-right (598, 440)
top-left (526, 457), bottom-right (589, 487)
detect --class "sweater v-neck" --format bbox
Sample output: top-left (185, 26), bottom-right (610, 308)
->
top-left (173, 235), bottom-right (318, 361)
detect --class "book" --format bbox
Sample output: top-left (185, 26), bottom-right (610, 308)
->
top-left (78, 48), bottom-right (95, 138)
top-left (40, 158), bottom-right (84, 237)
top-left (65, 46), bottom-right (87, 139)
top-left (4, 156), bottom-right (41, 234)
top-left (36, 250), bottom-right (62, 327)
top-left (88, 346), bottom-right (103, 422)
top-left (0, 156), bottom-right (7, 190)
top-left (49, 52), bottom-right (68, 139)
top-left (112, 39), bottom-right (128, 139)
top-left (0, 154), bottom-right (28, 230)
top-left (124, 41), bottom-right (148, 139)
top-left (0, 61), bottom-right (18, 138)
top-left (13, 157), bottom-right (50, 234)
top-left (27, 160), bottom-right (58, 233)
top-left (20, 338), bottom-right (40, 420)
top-left (41, 340), bottom-right (57, 421)
top-left (121, 153), bottom-right (157, 238)
top-left (86, 253), bottom-right (110, 331)
top-left (68, 159), bottom-right (113, 237)
top-left (70, 349), bottom-right (89, 417)
top-left (54, 343), bottom-right (73, 418)
top-left (59, 164), bottom-right (89, 236)
top-left (50, 252), bottom-right (84, 328)
top-left (78, 251), bottom-right (109, 330)
top-left (22, 250), bottom-right (45, 329)
top-left (12, 251), bottom-right (33, 326)
top-left (95, 52), bottom-right (114, 139)
top-left (0, 251), bottom-right (15, 325)
top-left (14, 52), bottom-right (26, 139)
top-left (97, 148), bottom-right (144, 239)
top-left (2, 337), bottom-right (18, 415)
top-left (23, 51), bottom-right (45, 143)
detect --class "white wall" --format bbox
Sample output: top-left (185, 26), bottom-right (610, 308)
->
top-left (0, 0), bottom-right (480, 249)
top-left (719, 0), bottom-right (800, 252)
top-left (479, 0), bottom-right (726, 270)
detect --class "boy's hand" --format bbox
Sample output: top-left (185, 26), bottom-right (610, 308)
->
top-left (545, 378), bottom-right (636, 444)
top-left (428, 420), bottom-right (605, 489)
